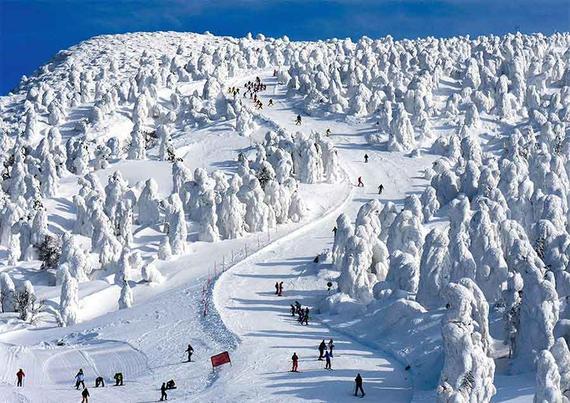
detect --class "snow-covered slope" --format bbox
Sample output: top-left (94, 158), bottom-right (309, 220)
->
top-left (0, 30), bottom-right (569, 402)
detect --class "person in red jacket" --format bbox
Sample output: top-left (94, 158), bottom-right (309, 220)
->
top-left (16, 369), bottom-right (25, 387)
top-left (291, 353), bottom-right (299, 372)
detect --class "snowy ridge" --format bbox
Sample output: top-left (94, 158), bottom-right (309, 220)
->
top-left (0, 30), bottom-right (569, 402)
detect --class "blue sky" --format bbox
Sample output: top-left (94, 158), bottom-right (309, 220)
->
top-left (1, 0), bottom-right (569, 95)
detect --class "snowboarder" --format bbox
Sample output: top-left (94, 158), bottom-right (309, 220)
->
top-left (295, 115), bottom-right (302, 125)
top-left (81, 387), bottom-right (90, 403)
top-left (378, 184), bottom-right (384, 195)
top-left (185, 344), bottom-right (194, 362)
top-left (357, 177), bottom-right (364, 187)
top-left (291, 353), bottom-right (299, 372)
top-left (114, 372), bottom-right (123, 386)
top-left (275, 282), bottom-right (279, 295)
top-left (75, 369), bottom-right (86, 390)
top-left (354, 373), bottom-right (365, 397)
top-left (318, 340), bottom-right (327, 360)
top-left (328, 339), bottom-right (335, 357)
top-left (291, 304), bottom-right (296, 316)
top-left (278, 281), bottom-right (284, 296)
top-left (324, 350), bottom-right (332, 370)
top-left (303, 307), bottom-right (309, 325)
top-left (364, 154), bottom-right (369, 163)
top-left (16, 369), bottom-right (25, 387)
top-left (268, 99), bottom-right (274, 106)
top-left (95, 376), bottom-right (105, 387)
top-left (160, 382), bottom-right (168, 401)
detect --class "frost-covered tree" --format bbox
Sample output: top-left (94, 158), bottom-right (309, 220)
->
top-left (165, 193), bottom-right (187, 254)
top-left (118, 280), bottom-right (133, 309)
top-left (417, 228), bottom-right (451, 309)
top-left (137, 178), bottom-right (161, 227)
top-left (534, 350), bottom-right (563, 403)
top-left (0, 272), bottom-right (16, 312)
top-left (437, 281), bottom-right (495, 402)
top-left (218, 176), bottom-right (246, 239)
top-left (158, 235), bottom-right (172, 260)
top-left (128, 123), bottom-right (146, 160)
top-left (142, 259), bottom-right (165, 284)
top-left (59, 267), bottom-right (79, 326)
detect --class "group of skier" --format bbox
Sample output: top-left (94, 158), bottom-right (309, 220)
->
top-left (243, 77), bottom-right (268, 109)
top-left (290, 300), bottom-right (310, 325)
top-left (318, 339), bottom-right (335, 370)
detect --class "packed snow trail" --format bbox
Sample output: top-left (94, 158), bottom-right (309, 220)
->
top-left (197, 74), bottom-right (438, 402)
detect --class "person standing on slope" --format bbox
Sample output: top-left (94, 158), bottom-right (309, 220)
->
top-left (357, 177), bottom-right (364, 187)
top-left (328, 339), bottom-right (335, 357)
top-left (291, 353), bottom-right (299, 372)
top-left (324, 350), bottom-right (332, 370)
top-left (354, 373), bottom-right (365, 397)
top-left (185, 344), bottom-right (194, 362)
top-left (160, 382), bottom-right (168, 401)
top-left (275, 282), bottom-right (279, 295)
top-left (295, 115), bottom-right (302, 125)
top-left (278, 281), bottom-right (284, 296)
top-left (378, 184), bottom-right (384, 195)
top-left (75, 369), bottom-right (86, 390)
top-left (16, 369), bottom-right (25, 387)
top-left (303, 307), bottom-right (309, 325)
top-left (318, 340), bottom-right (327, 360)
top-left (364, 154), bottom-right (369, 163)
top-left (81, 387), bottom-right (90, 403)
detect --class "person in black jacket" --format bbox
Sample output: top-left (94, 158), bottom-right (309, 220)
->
top-left (81, 387), bottom-right (90, 403)
top-left (318, 340), bottom-right (327, 360)
top-left (160, 382), bottom-right (168, 401)
top-left (354, 373), bottom-right (365, 397)
top-left (185, 344), bottom-right (194, 362)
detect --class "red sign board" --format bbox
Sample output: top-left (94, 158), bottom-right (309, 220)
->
top-left (211, 351), bottom-right (231, 368)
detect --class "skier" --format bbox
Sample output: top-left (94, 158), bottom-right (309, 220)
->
top-left (278, 281), bottom-right (284, 296)
top-left (95, 376), bottom-right (105, 387)
top-left (75, 369), bottom-right (86, 390)
top-left (81, 387), bottom-right (90, 403)
top-left (354, 373), bottom-right (365, 397)
top-left (268, 99), bottom-right (274, 106)
top-left (290, 304), bottom-right (296, 316)
top-left (332, 226), bottom-right (337, 236)
top-left (114, 372), bottom-right (123, 386)
top-left (295, 115), bottom-right (302, 125)
top-left (298, 309), bottom-right (305, 324)
top-left (160, 382), bottom-right (168, 401)
top-left (303, 307), bottom-right (309, 325)
top-left (357, 177), bottom-right (364, 187)
top-left (295, 301), bottom-right (302, 315)
top-left (328, 339), bottom-right (335, 357)
top-left (326, 128), bottom-right (331, 136)
top-left (16, 369), bottom-right (25, 387)
top-left (378, 184), bottom-right (384, 195)
top-left (185, 344), bottom-right (194, 362)
top-left (275, 282), bottom-right (279, 295)
top-left (291, 353), bottom-right (299, 372)
top-left (364, 154), bottom-right (369, 163)
top-left (324, 350), bottom-right (332, 370)
top-left (318, 340), bottom-right (327, 360)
